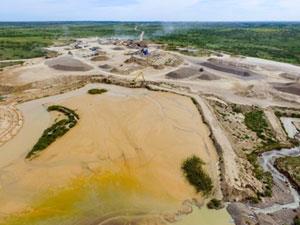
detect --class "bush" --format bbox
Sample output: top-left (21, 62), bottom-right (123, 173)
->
top-left (244, 110), bottom-right (268, 138)
top-left (207, 199), bottom-right (223, 209)
top-left (294, 217), bottom-right (300, 225)
top-left (181, 155), bottom-right (213, 195)
top-left (26, 105), bottom-right (79, 159)
top-left (88, 88), bottom-right (107, 95)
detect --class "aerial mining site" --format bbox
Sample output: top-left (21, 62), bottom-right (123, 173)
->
top-left (0, 30), bottom-right (300, 225)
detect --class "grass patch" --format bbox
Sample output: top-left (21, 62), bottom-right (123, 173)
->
top-left (181, 155), bottom-right (213, 195)
top-left (26, 105), bottom-right (79, 160)
top-left (275, 156), bottom-right (300, 188)
top-left (247, 153), bottom-right (273, 198)
top-left (244, 110), bottom-right (269, 139)
top-left (294, 217), bottom-right (300, 225)
top-left (1, 22), bottom-right (300, 64)
top-left (87, 88), bottom-right (108, 95)
top-left (0, 61), bottom-right (24, 69)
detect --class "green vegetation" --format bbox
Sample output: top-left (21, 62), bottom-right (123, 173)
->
top-left (26, 105), bottom-right (79, 159)
top-left (87, 88), bottom-right (108, 95)
top-left (0, 60), bottom-right (24, 69)
top-left (207, 199), bottom-right (223, 210)
top-left (244, 110), bottom-right (269, 139)
top-left (294, 217), bottom-right (300, 225)
top-left (0, 22), bottom-right (300, 64)
top-left (156, 23), bottom-right (300, 65)
top-left (247, 153), bottom-right (273, 198)
top-left (181, 155), bottom-right (213, 195)
top-left (275, 156), bottom-right (300, 189)
top-left (275, 110), bottom-right (300, 119)
top-left (244, 109), bottom-right (282, 151)
top-left (243, 109), bottom-right (278, 199)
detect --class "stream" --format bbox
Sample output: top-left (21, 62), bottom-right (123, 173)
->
top-left (253, 118), bottom-right (300, 214)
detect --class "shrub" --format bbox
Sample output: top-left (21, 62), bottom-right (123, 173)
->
top-left (88, 88), bottom-right (108, 95)
top-left (181, 155), bottom-right (213, 195)
top-left (207, 198), bottom-right (223, 209)
top-left (26, 105), bottom-right (79, 159)
top-left (294, 217), bottom-right (300, 225)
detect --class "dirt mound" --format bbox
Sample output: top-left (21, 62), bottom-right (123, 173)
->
top-left (91, 55), bottom-right (109, 61)
top-left (112, 47), bottom-right (125, 51)
top-left (125, 51), bottom-right (183, 70)
top-left (273, 82), bottom-right (300, 96)
top-left (197, 72), bottom-right (220, 81)
top-left (99, 64), bottom-right (113, 70)
top-left (200, 58), bottom-right (261, 80)
top-left (166, 68), bottom-right (199, 79)
top-left (46, 56), bottom-right (93, 71)
top-left (166, 67), bottom-right (220, 81)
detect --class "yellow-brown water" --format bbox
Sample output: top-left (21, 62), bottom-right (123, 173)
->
top-left (0, 84), bottom-right (232, 225)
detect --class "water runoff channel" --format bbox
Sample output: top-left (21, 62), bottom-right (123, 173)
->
top-left (252, 117), bottom-right (300, 214)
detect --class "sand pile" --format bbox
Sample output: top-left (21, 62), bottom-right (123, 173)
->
top-left (197, 72), bottom-right (220, 81)
top-left (200, 58), bottom-right (261, 80)
top-left (99, 64), bottom-right (113, 70)
top-left (112, 46), bottom-right (125, 51)
top-left (45, 55), bottom-right (93, 71)
top-left (91, 55), bottom-right (109, 61)
top-left (166, 67), bottom-right (220, 80)
top-left (125, 51), bottom-right (183, 70)
top-left (166, 67), bottom-right (199, 79)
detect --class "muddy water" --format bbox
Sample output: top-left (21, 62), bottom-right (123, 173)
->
top-left (0, 103), bottom-right (50, 168)
top-left (0, 84), bottom-right (234, 225)
top-left (0, 83), bottom-right (105, 168)
top-left (253, 117), bottom-right (300, 214)
top-left (175, 206), bottom-right (234, 225)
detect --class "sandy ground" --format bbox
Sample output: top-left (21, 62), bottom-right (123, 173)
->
top-left (0, 85), bottom-right (219, 224)
top-left (1, 37), bottom-right (300, 224)
top-left (0, 105), bottom-right (23, 147)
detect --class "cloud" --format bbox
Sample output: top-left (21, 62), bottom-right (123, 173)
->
top-left (0, 0), bottom-right (299, 21)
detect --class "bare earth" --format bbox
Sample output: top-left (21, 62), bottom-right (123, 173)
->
top-left (0, 86), bottom-right (219, 224)
top-left (1, 37), bottom-right (300, 225)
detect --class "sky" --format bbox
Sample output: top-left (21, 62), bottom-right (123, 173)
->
top-left (0, 0), bottom-right (300, 22)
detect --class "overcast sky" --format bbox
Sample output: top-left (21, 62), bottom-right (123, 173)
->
top-left (1, 0), bottom-right (299, 21)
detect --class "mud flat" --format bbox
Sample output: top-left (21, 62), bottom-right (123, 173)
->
top-left (273, 82), bottom-right (300, 96)
top-left (0, 105), bottom-right (23, 147)
top-left (0, 84), bottom-right (229, 225)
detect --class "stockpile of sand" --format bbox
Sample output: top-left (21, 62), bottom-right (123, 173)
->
top-left (99, 64), bottom-right (113, 70)
top-left (91, 55), bottom-right (109, 61)
top-left (166, 67), bottom-right (199, 79)
top-left (125, 51), bottom-right (183, 70)
top-left (166, 67), bottom-right (220, 80)
top-left (112, 46), bottom-right (125, 51)
top-left (197, 72), bottom-right (220, 81)
top-left (45, 55), bottom-right (93, 71)
top-left (200, 58), bottom-right (262, 80)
